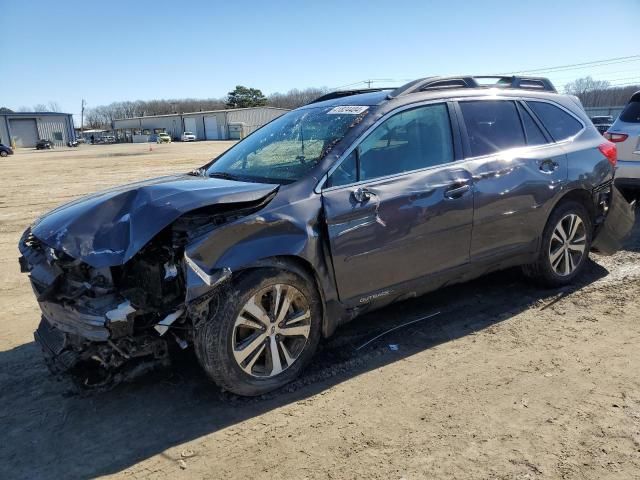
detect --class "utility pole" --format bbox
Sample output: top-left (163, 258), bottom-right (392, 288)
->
top-left (80, 99), bottom-right (86, 135)
top-left (366, 79), bottom-right (372, 88)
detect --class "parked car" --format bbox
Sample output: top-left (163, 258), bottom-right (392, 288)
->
top-left (181, 131), bottom-right (196, 142)
top-left (35, 139), bottom-right (54, 150)
top-left (590, 115), bottom-right (614, 135)
top-left (0, 143), bottom-right (14, 157)
top-left (19, 75), bottom-right (634, 396)
top-left (156, 132), bottom-right (172, 144)
top-left (605, 91), bottom-right (640, 195)
top-left (100, 135), bottom-right (116, 144)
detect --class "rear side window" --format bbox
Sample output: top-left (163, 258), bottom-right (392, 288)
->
top-left (517, 104), bottom-right (547, 146)
top-left (459, 100), bottom-right (525, 157)
top-left (619, 100), bottom-right (640, 123)
top-left (527, 101), bottom-right (583, 141)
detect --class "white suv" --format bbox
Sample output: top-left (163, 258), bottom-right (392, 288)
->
top-left (606, 91), bottom-right (640, 196)
top-left (181, 131), bottom-right (196, 142)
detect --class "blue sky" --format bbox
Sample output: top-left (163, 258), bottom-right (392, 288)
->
top-left (1, 0), bottom-right (639, 121)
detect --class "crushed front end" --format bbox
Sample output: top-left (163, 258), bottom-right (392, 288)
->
top-left (19, 228), bottom-right (186, 389)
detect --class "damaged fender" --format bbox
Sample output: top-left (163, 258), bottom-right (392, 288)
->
top-left (182, 192), bottom-right (341, 334)
top-left (31, 174), bottom-right (278, 268)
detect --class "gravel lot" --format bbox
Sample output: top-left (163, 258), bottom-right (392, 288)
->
top-left (1, 142), bottom-right (639, 480)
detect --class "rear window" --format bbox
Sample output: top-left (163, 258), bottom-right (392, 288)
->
top-left (527, 101), bottom-right (583, 141)
top-left (619, 101), bottom-right (640, 123)
top-left (459, 100), bottom-right (526, 157)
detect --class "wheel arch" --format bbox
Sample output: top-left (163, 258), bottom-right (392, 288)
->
top-left (549, 187), bottom-right (596, 222)
top-left (233, 255), bottom-right (334, 338)
top-left (552, 187), bottom-right (596, 223)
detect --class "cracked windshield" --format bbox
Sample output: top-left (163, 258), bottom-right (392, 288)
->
top-left (206, 106), bottom-right (369, 183)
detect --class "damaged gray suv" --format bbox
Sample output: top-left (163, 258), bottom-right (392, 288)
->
top-left (19, 76), bottom-right (634, 396)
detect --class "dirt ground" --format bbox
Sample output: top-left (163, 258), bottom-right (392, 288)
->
top-left (1, 142), bottom-right (639, 480)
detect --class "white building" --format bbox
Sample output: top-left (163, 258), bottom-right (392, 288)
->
top-left (0, 112), bottom-right (75, 147)
top-left (112, 107), bottom-right (289, 142)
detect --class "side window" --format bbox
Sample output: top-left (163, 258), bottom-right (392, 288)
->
top-left (326, 149), bottom-right (357, 188)
top-left (459, 100), bottom-right (526, 157)
top-left (527, 101), bottom-right (583, 141)
top-left (517, 104), bottom-right (547, 146)
top-left (326, 103), bottom-right (454, 186)
top-left (358, 103), bottom-right (453, 182)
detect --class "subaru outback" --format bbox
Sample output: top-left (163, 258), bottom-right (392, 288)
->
top-left (19, 75), bottom-right (634, 395)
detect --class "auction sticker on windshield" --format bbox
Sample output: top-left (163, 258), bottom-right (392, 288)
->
top-left (327, 106), bottom-right (369, 115)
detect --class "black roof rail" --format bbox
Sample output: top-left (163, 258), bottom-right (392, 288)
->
top-left (389, 75), bottom-right (557, 98)
top-left (309, 88), bottom-right (393, 105)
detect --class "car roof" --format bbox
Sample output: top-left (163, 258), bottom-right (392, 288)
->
top-left (303, 75), bottom-right (564, 111)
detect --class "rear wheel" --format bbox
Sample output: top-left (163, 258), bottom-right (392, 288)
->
top-left (523, 201), bottom-right (592, 287)
top-left (195, 268), bottom-right (322, 396)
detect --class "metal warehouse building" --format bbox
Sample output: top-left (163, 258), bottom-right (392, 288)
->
top-left (112, 107), bottom-right (289, 142)
top-left (0, 112), bottom-right (75, 148)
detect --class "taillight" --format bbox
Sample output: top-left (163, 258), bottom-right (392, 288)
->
top-left (598, 142), bottom-right (617, 168)
top-left (603, 132), bottom-right (628, 143)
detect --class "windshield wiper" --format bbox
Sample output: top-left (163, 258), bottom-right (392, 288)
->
top-left (208, 171), bottom-right (243, 181)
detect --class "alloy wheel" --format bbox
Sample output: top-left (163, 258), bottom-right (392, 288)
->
top-left (232, 284), bottom-right (311, 378)
top-left (548, 213), bottom-right (587, 276)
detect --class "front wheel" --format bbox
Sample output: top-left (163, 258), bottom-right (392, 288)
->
top-left (0, 151), bottom-right (7, 157)
top-left (195, 268), bottom-right (322, 396)
top-left (523, 201), bottom-right (592, 287)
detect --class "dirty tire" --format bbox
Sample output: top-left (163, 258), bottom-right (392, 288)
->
top-left (0, 150), bottom-right (7, 157)
top-left (195, 268), bottom-right (322, 396)
top-left (523, 200), bottom-right (593, 288)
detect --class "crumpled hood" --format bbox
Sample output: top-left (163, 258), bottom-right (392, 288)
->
top-left (31, 174), bottom-right (278, 268)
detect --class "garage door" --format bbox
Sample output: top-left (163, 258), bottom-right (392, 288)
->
top-left (204, 116), bottom-right (219, 140)
top-left (183, 118), bottom-right (197, 138)
top-left (10, 119), bottom-right (39, 147)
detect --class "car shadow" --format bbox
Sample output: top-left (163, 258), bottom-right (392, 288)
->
top-left (0, 257), bottom-right (613, 480)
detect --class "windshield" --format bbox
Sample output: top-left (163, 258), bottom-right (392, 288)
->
top-left (206, 105), bottom-right (369, 183)
top-left (184, 132), bottom-right (194, 135)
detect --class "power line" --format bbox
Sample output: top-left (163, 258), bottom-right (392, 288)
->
top-left (502, 55), bottom-right (640, 75)
top-left (547, 68), bottom-right (640, 82)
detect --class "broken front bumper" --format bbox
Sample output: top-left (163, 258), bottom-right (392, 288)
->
top-left (19, 230), bottom-right (171, 386)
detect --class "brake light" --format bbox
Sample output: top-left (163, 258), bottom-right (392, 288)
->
top-left (598, 142), bottom-right (617, 168)
top-left (603, 132), bottom-right (628, 143)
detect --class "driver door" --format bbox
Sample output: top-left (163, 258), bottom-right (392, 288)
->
top-left (321, 103), bottom-right (474, 303)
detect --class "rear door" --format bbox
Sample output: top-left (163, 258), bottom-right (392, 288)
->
top-left (321, 102), bottom-right (474, 303)
top-left (456, 98), bottom-right (569, 261)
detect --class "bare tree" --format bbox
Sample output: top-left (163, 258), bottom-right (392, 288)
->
top-left (564, 76), bottom-right (611, 96)
top-left (47, 101), bottom-right (62, 112)
top-left (563, 76), bottom-right (639, 107)
top-left (268, 87), bottom-right (330, 109)
top-left (83, 86), bottom-right (332, 126)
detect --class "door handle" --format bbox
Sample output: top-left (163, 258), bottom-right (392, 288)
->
top-left (539, 159), bottom-right (560, 174)
top-left (352, 187), bottom-right (375, 203)
top-left (444, 183), bottom-right (471, 199)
